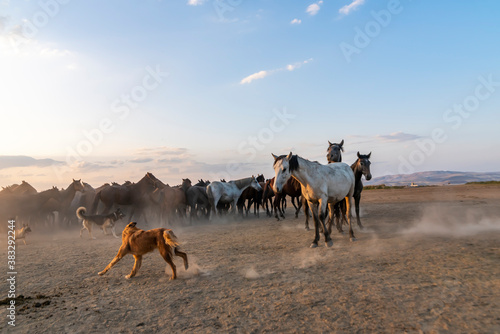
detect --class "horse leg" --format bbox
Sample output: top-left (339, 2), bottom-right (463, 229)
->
top-left (335, 201), bottom-right (344, 233)
top-left (319, 199), bottom-right (333, 247)
top-left (281, 197), bottom-right (286, 218)
top-left (274, 195), bottom-right (280, 221)
top-left (346, 196), bottom-right (356, 241)
top-left (327, 202), bottom-right (335, 235)
top-left (354, 194), bottom-right (363, 229)
top-left (294, 196), bottom-right (302, 218)
top-left (303, 198), bottom-right (310, 231)
top-left (128, 207), bottom-right (135, 223)
top-left (309, 202), bottom-right (321, 248)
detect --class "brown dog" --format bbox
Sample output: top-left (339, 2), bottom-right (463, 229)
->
top-left (15, 224), bottom-right (32, 245)
top-left (98, 222), bottom-right (188, 280)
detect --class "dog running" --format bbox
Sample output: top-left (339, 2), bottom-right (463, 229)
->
top-left (98, 222), bottom-right (189, 280)
top-left (15, 224), bottom-right (32, 245)
top-left (77, 207), bottom-right (125, 239)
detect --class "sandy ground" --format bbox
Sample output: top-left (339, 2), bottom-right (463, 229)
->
top-left (1, 184), bottom-right (499, 333)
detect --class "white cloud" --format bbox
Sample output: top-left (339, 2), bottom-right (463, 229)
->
top-left (0, 156), bottom-right (63, 169)
top-left (187, 0), bottom-right (205, 6)
top-left (286, 58), bottom-right (312, 71)
top-left (290, 18), bottom-right (302, 25)
top-left (240, 70), bottom-right (270, 84)
top-left (306, 1), bottom-right (323, 16)
top-left (240, 59), bottom-right (312, 84)
top-left (376, 132), bottom-right (422, 142)
top-left (339, 0), bottom-right (365, 16)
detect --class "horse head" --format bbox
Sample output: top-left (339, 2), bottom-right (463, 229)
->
top-left (272, 152), bottom-right (297, 193)
top-left (72, 179), bottom-right (85, 192)
top-left (326, 139), bottom-right (344, 163)
top-left (250, 176), bottom-right (263, 192)
top-left (356, 152), bottom-right (372, 181)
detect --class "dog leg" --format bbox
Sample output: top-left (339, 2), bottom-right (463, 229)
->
top-left (159, 245), bottom-right (177, 280)
top-left (111, 226), bottom-right (119, 239)
top-left (98, 246), bottom-right (127, 276)
top-left (80, 221), bottom-right (88, 238)
top-left (174, 248), bottom-right (189, 270)
top-left (88, 225), bottom-right (96, 240)
top-left (125, 255), bottom-right (142, 279)
top-left (23, 239), bottom-right (27, 245)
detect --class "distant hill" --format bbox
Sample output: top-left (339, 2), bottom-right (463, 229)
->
top-left (365, 171), bottom-right (500, 186)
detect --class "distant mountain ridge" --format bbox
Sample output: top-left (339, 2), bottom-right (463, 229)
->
top-left (365, 171), bottom-right (500, 186)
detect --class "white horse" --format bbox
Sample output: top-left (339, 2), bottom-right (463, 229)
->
top-left (272, 152), bottom-right (355, 248)
top-left (207, 176), bottom-right (262, 219)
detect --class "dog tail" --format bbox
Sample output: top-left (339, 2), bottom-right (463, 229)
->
top-left (76, 207), bottom-right (87, 220)
top-left (163, 229), bottom-right (180, 250)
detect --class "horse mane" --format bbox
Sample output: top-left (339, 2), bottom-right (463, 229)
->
top-left (233, 177), bottom-right (253, 190)
top-left (273, 154), bottom-right (299, 172)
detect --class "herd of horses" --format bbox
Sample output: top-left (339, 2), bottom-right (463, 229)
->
top-left (1, 140), bottom-right (372, 247)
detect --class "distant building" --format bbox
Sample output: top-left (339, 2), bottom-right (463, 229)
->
top-left (410, 182), bottom-right (419, 187)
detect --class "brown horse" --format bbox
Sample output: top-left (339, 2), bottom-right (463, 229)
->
top-left (273, 177), bottom-right (303, 220)
top-left (10, 181), bottom-right (37, 195)
top-left (91, 172), bottom-right (160, 224)
top-left (237, 174), bottom-right (265, 217)
top-left (262, 178), bottom-right (276, 217)
top-left (57, 179), bottom-right (85, 225)
top-left (150, 179), bottom-right (187, 226)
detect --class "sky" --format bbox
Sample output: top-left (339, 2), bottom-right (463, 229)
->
top-left (0, 0), bottom-right (499, 190)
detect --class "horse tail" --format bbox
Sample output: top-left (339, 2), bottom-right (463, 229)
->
top-left (90, 191), bottom-right (101, 214)
top-left (163, 229), bottom-right (180, 255)
top-left (76, 206), bottom-right (87, 220)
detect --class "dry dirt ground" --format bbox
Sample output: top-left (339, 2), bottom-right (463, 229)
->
top-left (1, 184), bottom-right (499, 333)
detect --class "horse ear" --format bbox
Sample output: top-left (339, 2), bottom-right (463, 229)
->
top-left (328, 140), bottom-right (332, 146)
top-left (340, 139), bottom-right (344, 147)
top-left (286, 152), bottom-right (293, 160)
top-left (367, 152), bottom-right (371, 159)
top-left (357, 151), bottom-right (361, 158)
top-left (272, 153), bottom-right (279, 161)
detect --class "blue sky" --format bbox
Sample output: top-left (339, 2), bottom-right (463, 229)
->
top-left (1, 0), bottom-right (499, 190)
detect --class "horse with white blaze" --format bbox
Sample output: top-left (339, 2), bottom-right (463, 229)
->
top-left (272, 152), bottom-right (356, 248)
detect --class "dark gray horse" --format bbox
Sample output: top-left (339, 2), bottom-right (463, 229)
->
top-left (184, 179), bottom-right (210, 222)
top-left (350, 152), bottom-right (372, 229)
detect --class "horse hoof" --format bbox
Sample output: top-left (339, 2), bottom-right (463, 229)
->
top-left (350, 237), bottom-right (357, 242)
top-left (98, 271), bottom-right (104, 276)
top-left (325, 240), bottom-right (333, 248)
top-left (305, 227), bottom-right (310, 231)
top-left (310, 243), bottom-right (318, 248)
top-left (125, 275), bottom-right (132, 279)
